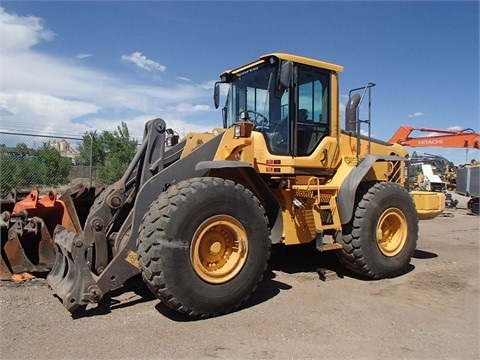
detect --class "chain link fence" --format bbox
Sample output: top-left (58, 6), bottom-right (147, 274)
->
top-left (0, 132), bottom-right (99, 198)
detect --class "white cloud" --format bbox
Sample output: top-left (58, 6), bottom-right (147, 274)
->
top-left (447, 126), bottom-right (462, 131)
top-left (360, 129), bottom-right (370, 137)
top-left (408, 112), bottom-right (425, 118)
top-left (0, 7), bottom-right (55, 53)
top-left (0, 7), bottom-right (216, 139)
top-left (200, 80), bottom-right (217, 90)
top-left (76, 53), bottom-right (93, 59)
top-left (174, 103), bottom-right (211, 113)
top-left (420, 125), bottom-right (464, 138)
top-left (0, 98), bottom-right (18, 115)
top-left (121, 52), bottom-right (166, 72)
top-left (4, 92), bottom-right (99, 118)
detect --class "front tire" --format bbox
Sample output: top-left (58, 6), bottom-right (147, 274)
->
top-left (336, 182), bottom-right (418, 279)
top-left (137, 177), bottom-right (271, 318)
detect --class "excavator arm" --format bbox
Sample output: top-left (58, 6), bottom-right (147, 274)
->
top-left (389, 126), bottom-right (480, 149)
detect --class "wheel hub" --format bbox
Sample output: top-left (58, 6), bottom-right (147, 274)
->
top-left (191, 215), bottom-right (248, 284)
top-left (376, 207), bottom-right (407, 257)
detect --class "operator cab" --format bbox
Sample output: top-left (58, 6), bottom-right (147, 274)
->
top-left (214, 54), bottom-right (341, 157)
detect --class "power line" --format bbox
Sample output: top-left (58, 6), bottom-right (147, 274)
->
top-left (0, 131), bottom-right (83, 141)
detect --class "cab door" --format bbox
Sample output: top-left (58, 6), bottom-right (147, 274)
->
top-left (294, 65), bottom-right (331, 157)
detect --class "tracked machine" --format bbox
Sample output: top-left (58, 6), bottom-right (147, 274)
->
top-left (48, 53), bottom-right (445, 317)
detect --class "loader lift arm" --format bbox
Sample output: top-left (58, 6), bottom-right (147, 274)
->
top-left (47, 118), bottom-right (174, 311)
top-left (389, 126), bottom-right (480, 149)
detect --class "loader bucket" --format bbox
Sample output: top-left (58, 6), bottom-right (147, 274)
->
top-left (2, 215), bottom-right (55, 275)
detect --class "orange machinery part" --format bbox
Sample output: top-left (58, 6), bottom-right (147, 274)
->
top-left (389, 126), bottom-right (480, 149)
top-left (12, 189), bottom-right (82, 234)
top-left (1, 188), bottom-right (84, 281)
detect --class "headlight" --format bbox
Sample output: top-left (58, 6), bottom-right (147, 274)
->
top-left (233, 123), bottom-right (253, 138)
top-left (234, 125), bottom-right (241, 138)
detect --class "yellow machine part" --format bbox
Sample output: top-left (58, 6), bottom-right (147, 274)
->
top-left (410, 190), bottom-right (446, 220)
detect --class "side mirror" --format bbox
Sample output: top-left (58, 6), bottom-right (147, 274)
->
top-left (275, 61), bottom-right (293, 98)
top-left (214, 82), bottom-right (220, 109)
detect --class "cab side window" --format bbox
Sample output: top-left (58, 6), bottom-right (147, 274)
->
top-left (296, 67), bottom-right (330, 156)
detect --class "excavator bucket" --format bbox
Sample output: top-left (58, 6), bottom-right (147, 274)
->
top-left (0, 185), bottom-right (103, 281)
top-left (12, 189), bottom-right (81, 234)
top-left (2, 215), bottom-right (55, 274)
top-left (0, 212), bottom-right (15, 280)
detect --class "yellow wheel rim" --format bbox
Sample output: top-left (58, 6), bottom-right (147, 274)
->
top-left (376, 208), bottom-right (407, 257)
top-left (191, 215), bottom-right (248, 284)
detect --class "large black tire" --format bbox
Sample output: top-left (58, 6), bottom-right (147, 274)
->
top-left (137, 177), bottom-right (271, 318)
top-left (467, 197), bottom-right (479, 215)
top-left (336, 182), bottom-right (418, 279)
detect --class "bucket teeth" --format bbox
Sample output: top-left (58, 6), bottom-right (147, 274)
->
top-left (47, 225), bottom-right (102, 312)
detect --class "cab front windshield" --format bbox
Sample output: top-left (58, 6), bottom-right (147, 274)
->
top-left (223, 62), bottom-right (290, 153)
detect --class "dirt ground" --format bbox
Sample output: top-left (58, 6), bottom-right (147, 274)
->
top-left (0, 193), bottom-right (478, 360)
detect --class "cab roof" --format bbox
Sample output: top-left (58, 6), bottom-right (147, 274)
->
top-left (221, 53), bottom-right (344, 78)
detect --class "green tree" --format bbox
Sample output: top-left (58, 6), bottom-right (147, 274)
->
top-left (76, 122), bottom-right (137, 185)
top-left (0, 143), bottom-right (72, 198)
top-left (76, 131), bottom-right (103, 166)
top-left (36, 144), bottom-right (72, 185)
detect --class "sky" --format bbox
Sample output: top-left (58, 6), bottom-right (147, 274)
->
top-left (1, 1), bottom-right (479, 165)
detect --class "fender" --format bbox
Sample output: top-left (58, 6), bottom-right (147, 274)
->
top-left (338, 155), bottom-right (407, 224)
top-left (196, 160), bottom-right (284, 244)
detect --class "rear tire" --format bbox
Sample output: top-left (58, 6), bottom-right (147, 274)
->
top-left (336, 182), bottom-right (418, 279)
top-left (137, 177), bottom-right (271, 318)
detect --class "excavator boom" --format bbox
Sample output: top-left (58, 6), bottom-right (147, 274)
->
top-left (389, 125), bottom-right (480, 149)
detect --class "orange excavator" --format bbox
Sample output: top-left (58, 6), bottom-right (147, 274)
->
top-left (389, 126), bottom-right (479, 215)
top-left (389, 126), bottom-right (480, 149)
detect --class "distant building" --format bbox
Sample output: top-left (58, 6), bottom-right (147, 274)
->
top-left (50, 139), bottom-right (78, 163)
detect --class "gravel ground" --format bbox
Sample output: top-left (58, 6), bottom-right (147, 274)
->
top-left (0, 193), bottom-right (478, 360)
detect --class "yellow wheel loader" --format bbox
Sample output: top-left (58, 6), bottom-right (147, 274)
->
top-left (47, 53), bottom-right (445, 317)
